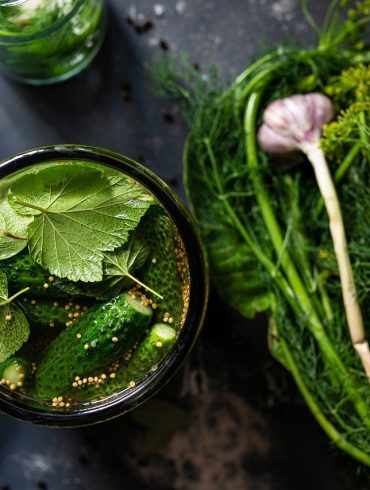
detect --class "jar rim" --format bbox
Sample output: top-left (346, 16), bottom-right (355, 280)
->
top-left (0, 144), bottom-right (209, 427)
top-left (0, 0), bottom-right (86, 43)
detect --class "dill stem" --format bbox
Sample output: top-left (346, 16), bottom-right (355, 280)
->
top-left (317, 275), bottom-right (334, 322)
top-left (305, 144), bottom-right (370, 380)
top-left (332, 16), bottom-right (370, 48)
top-left (280, 337), bottom-right (370, 467)
top-left (301, 0), bottom-right (321, 37)
top-left (234, 50), bottom-right (285, 86)
top-left (200, 138), bottom-right (298, 314)
top-left (238, 63), bottom-right (283, 105)
top-left (244, 91), bottom-right (370, 427)
top-left (334, 140), bottom-right (362, 182)
top-left (244, 93), bottom-right (323, 328)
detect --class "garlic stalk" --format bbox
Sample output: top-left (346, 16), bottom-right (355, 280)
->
top-left (258, 93), bottom-right (370, 381)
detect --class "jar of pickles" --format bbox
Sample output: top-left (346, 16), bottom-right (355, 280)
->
top-left (0, 145), bottom-right (208, 426)
top-left (0, 0), bottom-right (107, 84)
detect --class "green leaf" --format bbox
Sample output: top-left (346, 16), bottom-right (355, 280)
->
top-left (55, 229), bottom-right (154, 300)
top-left (0, 199), bottom-right (31, 261)
top-left (103, 230), bottom-right (152, 292)
top-left (184, 134), bottom-right (271, 319)
top-left (0, 270), bottom-right (7, 300)
top-left (54, 270), bottom-right (133, 301)
top-left (0, 271), bottom-right (29, 362)
top-left (9, 166), bottom-right (154, 283)
top-left (0, 304), bottom-right (29, 363)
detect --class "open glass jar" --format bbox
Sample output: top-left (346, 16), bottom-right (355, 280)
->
top-left (0, 145), bottom-right (208, 426)
top-left (0, 0), bottom-right (107, 84)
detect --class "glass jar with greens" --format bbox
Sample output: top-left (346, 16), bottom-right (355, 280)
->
top-left (0, 145), bottom-right (208, 426)
top-left (0, 0), bottom-right (107, 84)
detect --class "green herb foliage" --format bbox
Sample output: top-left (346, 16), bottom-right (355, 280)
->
top-left (0, 271), bottom-right (29, 362)
top-left (153, 0), bottom-right (370, 468)
top-left (0, 199), bottom-right (31, 260)
top-left (103, 233), bottom-right (154, 296)
top-left (55, 228), bottom-right (152, 300)
top-left (7, 165), bottom-right (153, 283)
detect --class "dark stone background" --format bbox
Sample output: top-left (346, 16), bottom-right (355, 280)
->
top-left (0, 1), bottom-right (368, 489)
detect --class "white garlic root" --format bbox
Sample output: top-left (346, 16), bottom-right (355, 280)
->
top-left (305, 144), bottom-right (370, 380)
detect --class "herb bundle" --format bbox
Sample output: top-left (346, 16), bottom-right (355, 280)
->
top-left (154, 0), bottom-right (370, 466)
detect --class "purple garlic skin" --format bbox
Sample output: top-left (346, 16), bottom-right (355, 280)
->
top-left (258, 93), bottom-right (335, 154)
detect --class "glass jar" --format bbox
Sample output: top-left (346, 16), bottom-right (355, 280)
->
top-left (0, 0), bottom-right (107, 84)
top-left (0, 145), bottom-right (208, 427)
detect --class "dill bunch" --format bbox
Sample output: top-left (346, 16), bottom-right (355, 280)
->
top-left (152, 0), bottom-right (370, 468)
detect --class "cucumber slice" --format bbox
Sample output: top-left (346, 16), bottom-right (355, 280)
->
top-left (0, 356), bottom-right (29, 390)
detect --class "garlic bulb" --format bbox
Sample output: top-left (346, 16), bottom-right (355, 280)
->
top-left (258, 93), bottom-right (334, 154)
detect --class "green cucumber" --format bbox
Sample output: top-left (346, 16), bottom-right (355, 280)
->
top-left (0, 356), bottom-right (29, 390)
top-left (141, 213), bottom-right (188, 330)
top-left (1, 252), bottom-right (71, 298)
top-left (33, 293), bottom-right (152, 400)
top-left (21, 298), bottom-right (91, 328)
top-left (75, 323), bottom-right (177, 400)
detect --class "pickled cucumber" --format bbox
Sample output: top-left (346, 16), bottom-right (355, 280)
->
top-left (33, 293), bottom-right (153, 400)
top-left (75, 323), bottom-right (177, 400)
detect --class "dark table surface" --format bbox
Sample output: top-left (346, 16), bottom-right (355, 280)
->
top-left (0, 1), bottom-right (368, 489)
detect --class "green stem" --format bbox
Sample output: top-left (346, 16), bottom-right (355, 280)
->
top-left (0, 287), bottom-right (30, 306)
top-left (3, 230), bottom-right (27, 241)
top-left (13, 199), bottom-right (45, 213)
top-left (315, 141), bottom-right (362, 217)
top-left (321, 0), bottom-right (340, 36)
top-left (301, 0), bottom-right (321, 37)
top-left (234, 50), bottom-right (287, 86)
top-left (329, 16), bottom-right (370, 48)
top-left (316, 272), bottom-right (334, 322)
top-left (244, 91), bottom-right (370, 427)
top-left (201, 138), bottom-right (298, 315)
top-left (125, 273), bottom-right (164, 300)
top-left (358, 111), bottom-right (368, 146)
top-left (238, 62), bottom-right (283, 105)
top-left (245, 92), bottom-right (321, 325)
top-left (335, 140), bottom-right (362, 182)
top-left (284, 176), bottom-right (317, 293)
top-left (280, 338), bottom-right (370, 467)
